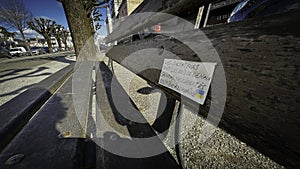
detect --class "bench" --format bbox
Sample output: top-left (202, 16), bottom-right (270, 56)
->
top-left (105, 10), bottom-right (300, 168)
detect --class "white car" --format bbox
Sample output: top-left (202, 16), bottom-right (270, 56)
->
top-left (9, 47), bottom-right (29, 57)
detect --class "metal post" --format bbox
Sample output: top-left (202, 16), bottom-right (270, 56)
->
top-left (203, 3), bottom-right (212, 28)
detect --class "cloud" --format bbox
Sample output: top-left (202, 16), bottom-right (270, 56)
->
top-left (38, 16), bottom-right (56, 21)
top-left (14, 29), bottom-right (43, 39)
top-left (23, 29), bottom-right (37, 34)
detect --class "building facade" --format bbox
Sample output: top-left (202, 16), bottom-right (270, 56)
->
top-left (117, 0), bottom-right (144, 18)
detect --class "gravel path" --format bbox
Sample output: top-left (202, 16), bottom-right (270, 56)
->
top-left (103, 57), bottom-right (284, 169)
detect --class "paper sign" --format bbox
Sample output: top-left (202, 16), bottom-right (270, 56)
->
top-left (158, 59), bottom-right (216, 105)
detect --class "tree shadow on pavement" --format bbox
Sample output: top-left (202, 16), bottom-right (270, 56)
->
top-left (0, 66), bottom-right (51, 84)
top-left (0, 68), bottom-right (31, 79)
top-left (0, 84), bottom-right (34, 98)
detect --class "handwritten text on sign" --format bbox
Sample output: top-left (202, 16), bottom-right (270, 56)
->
top-left (158, 59), bottom-right (216, 105)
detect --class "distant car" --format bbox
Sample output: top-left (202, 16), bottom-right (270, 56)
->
top-left (42, 47), bottom-right (58, 53)
top-left (31, 47), bottom-right (46, 55)
top-left (42, 47), bottom-right (50, 53)
top-left (228, 0), bottom-right (300, 23)
top-left (52, 47), bottom-right (59, 53)
top-left (9, 47), bottom-right (29, 57)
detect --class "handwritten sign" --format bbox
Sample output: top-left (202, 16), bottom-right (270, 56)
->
top-left (159, 59), bottom-right (216, 105)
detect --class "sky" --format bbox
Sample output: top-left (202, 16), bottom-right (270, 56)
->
top-left (24, 0), bottom-right (68, 28)
top-left (21, 0), bottom-right (107, 38)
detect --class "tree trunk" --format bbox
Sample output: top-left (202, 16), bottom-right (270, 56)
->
top-left (19, 29), bottom-right (26, 40)
top-left (63, 40), bottom-right (68, 51)
top-left (60, 0), bottom-right (96, 60)
top-left (19, 29), bottom-right (32, 55)
top-left (56, 36), bottom-right (62, 51)
top-left (45, 36), bottom-right (53, 53)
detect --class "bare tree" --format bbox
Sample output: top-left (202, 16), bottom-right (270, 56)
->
top-left (27, 18), bottom-right (56, 53)
top-left (0, 0), bottom-right (32, 40)
top-left (85, 0), bottom-right (106, 33)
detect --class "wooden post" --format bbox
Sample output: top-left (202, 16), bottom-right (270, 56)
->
top-left (194, 6), bottom-right (205, 29)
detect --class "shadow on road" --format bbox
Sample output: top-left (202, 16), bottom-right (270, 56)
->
top-left (41, 54), bottom-right (76, 64)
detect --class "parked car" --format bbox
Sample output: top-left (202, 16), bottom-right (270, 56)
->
top-left (228, 0), bottom-right (300, 23)
top-left (0, 47), bottom-right (11, 58)
top-left (31, 47), bottom-right (46, 55)
top-left (9, 47), bottom-right (29, 57)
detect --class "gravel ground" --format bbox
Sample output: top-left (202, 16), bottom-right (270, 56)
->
top-left (177, 109), bottom-right (284, 169)
top-left (0, 55), bottom-right (75, 106)
top-left (103, 57), bottom-right (284, 169)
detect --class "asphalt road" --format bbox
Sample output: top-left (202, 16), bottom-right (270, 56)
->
top-left (0, 52), bottom-right (76, 106)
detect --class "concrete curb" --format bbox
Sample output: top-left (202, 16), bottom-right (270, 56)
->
top-left (0, 63), bottom-right (75, 152)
